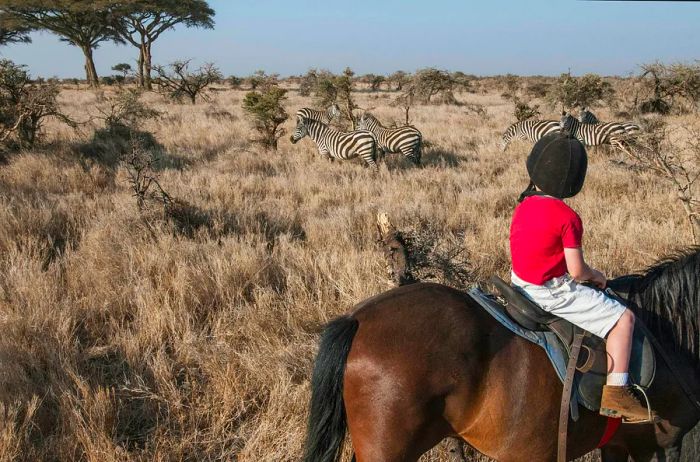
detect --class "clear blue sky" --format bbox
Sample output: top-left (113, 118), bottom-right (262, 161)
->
top-left (2, 0), bottom-right (699, 78)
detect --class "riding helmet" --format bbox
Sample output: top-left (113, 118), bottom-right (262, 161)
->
top-left (525, 132), bottom-right (588, 199)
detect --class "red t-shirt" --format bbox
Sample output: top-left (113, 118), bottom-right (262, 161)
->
top-left (510, 195), bottom-right (583, 285)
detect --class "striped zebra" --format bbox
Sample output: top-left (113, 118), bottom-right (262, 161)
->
top-left (578, 107), bottom-right (640, 135)
top-left (560, 112), bottom-right (636, 154)
top-left (290, 117), bottom-right (378, 170)
top-left (578, 107), bottom-right (599, 124)
top-left (357, 113), bottom-right (422, 165)
top-left (296, 104), bottom-right (341, 124)
top-left (500, 120), bottom-right (561, 151)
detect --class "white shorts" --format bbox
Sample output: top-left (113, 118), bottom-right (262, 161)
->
top-left (510, 272), bottom-right (626, 339)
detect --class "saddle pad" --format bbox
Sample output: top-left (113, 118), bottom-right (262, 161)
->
top-left (468, 288), bottom-right (656, 412)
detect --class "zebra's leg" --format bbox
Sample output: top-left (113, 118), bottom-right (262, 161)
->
top-left (402, 146), bottom-right (420, 166)
top-left (319, 147), bottom-right (334, 162)
top-left (360, 148), bottom-right (379, 172)
top-left (376, 147), bottom-right (385, 162)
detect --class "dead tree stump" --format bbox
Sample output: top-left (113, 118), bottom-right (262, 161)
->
top-left (376, 212), bottom-right (416, 287)
top-left (376, 212), bottom-right (467, 462)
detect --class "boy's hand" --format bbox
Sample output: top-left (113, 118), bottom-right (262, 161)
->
top-left (589, 269), bottom-right (607, 289)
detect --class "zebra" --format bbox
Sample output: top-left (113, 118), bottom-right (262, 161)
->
top-left (560, 112), bottom-right (636, 155)
top-left (295, 104), bottom-right (341, 125)
top-left (578, 107), bottom-right (599, 124)
top-left (357, 112), bottom-right (422, 165)
top-left (290, 117), bottom-right (378, 170)
top-left (500, 120), bottom-right (561, 151)
top-left (578, 107), bottom-right (640, 135)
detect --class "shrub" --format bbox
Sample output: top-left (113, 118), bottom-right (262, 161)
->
top-left (637, 62), bottom-right (700, 114)
top-left (153, 60), bottom-right (223, 104)
top-left (547, 72), bottom-right (614, 110)
top-left (626, 118), bottom-right (700, 243)
top-left (85, 89), bottom-right (161, 163)
top-left (246, 70), bottom-right (279, 91)
top-left (298, 69), bottom-right (318, 96)
top-left (499, 73), bottom-right (520, 101)
top-left (362, 74), bottom-right (385, 92)
top-left (242, 84), bottom-right (289, 150)
top-left (387, 71), bottom-right (410, 91)
top-left (451, 71), bottom-right (474, 93)
top-left (412, 68), bottom-right (457, 104)
top-left (392, 85), bottom-right (417, 125)
top-left (309, 68), bottom-right (358, 128)
top-left (0, 59), bottom-right (70, 150)
top-left (228, 75), bottom-right (243, 89)
top-left (513, 97), bottom-right (540, 122)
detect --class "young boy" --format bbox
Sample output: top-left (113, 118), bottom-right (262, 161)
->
top-left (509, 132), bottom-right (658, 424)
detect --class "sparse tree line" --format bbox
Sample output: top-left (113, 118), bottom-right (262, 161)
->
top-left (0, 0), bottom-right (215, 89)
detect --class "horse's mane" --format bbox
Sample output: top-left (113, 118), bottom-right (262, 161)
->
top-left (627, 247), bottom-right (700, 363)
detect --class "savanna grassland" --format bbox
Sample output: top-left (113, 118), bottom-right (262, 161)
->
top-left (0, 82), bottom-right (698, 462)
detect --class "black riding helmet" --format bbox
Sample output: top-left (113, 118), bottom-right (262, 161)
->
top-left (520, 132), bottom-right (588, 201)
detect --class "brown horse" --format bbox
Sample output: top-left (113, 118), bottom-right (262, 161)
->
top-left (302, 249), bottom-right (700, 462)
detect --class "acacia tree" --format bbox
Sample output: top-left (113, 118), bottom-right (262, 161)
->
top-left (0, 13), bottom-right (32, 44)
top-left (112, 62), bottom-right (131, 78)
top-left (627, 118), bottom-right (700, 243)
top-left (637, 62), bottom-right (700, 114)
top-left (0, 1), bottom-right (122, 87)
top-left (413, 68), bottom-right (455, 104)
top-left (387, 70), bottom-right (409, 91)
top-left (153, 60), bottom-right (221, 104)
top-left (112, 0), bottom-right (214, 90)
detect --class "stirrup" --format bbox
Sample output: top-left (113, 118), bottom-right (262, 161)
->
top-left (623, 385), bottom-right (658, 425)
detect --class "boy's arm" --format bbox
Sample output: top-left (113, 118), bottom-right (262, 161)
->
top-left (564, 247), bottom-right (607, 288)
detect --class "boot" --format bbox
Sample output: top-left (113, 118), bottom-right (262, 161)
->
top-left (599, 385), bottom-right (660, 424)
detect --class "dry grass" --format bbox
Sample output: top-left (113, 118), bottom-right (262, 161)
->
top-left (0, 84), bottom-right (698, 461)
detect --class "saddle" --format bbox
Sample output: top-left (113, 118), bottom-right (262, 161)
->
top-left (488, 276), bottom-right (656, 411)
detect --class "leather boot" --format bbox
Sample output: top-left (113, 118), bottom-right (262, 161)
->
top-left (599, 385), bottom-right (660, 424)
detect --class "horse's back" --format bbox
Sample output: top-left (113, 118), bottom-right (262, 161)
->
top-left (343, 282), bottom-right (575, 461)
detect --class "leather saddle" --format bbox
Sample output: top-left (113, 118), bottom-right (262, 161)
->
top-left (489, 276), bottom-right (656, 410)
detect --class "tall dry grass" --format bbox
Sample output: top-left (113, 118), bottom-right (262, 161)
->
top-left (0, 84), bottom-right (697, 461)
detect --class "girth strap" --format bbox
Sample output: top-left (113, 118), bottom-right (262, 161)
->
top-left (559, 332), bottom-right (585, 462)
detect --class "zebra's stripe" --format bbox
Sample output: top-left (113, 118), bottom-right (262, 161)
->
top-left (560, 113), bottom-right (632, 147)
top-left (296, 104), bottom-right (341, 125)
top-left (500, 120), bottom-right (561, 151)
top-left (291, 118), bottom-right (378, 169)
top-left (358, 113), bottom-right (422, 165)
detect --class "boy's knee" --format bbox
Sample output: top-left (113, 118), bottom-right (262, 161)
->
top-left (620, 309), bottom-right (635, 327)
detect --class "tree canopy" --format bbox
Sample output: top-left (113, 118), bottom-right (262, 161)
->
top-left (111, 0), bottom-right (215, 89)
top-left (0, 13), bottom-right (32, 45)
top-left (0, 0), bottom-right (123, 86)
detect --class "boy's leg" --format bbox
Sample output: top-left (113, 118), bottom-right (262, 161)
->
top-left (605, 309), bottom-right (635, 383)
top-left (511, 275), bottom-right (658, 423)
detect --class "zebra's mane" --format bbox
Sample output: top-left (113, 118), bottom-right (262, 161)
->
top-left (362, 112), bottom-right (384, 127)
top-left (627, 247), bottom-right (700, 364)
